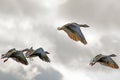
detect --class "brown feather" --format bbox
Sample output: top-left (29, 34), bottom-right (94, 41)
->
top-left (67, 31), bottom-right (79, 41)
top-left (100, 59), bottom-right (119, 69)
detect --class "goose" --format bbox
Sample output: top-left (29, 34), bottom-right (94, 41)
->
top-left (57, 22), bottom-right (89, 45)
top-left (90, 54), bottom-right (119, 69)
top-left (24, 47), bottom-right (50, 63)
top-left (1, 48), bottom-right (28, 65)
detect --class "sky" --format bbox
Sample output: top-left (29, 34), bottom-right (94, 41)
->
top-left (0, 0), bottom-right (120, 80)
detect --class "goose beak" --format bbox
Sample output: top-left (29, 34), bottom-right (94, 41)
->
top-left (1, 54), bottom-right (7, 59)
top-left (89, 62), bottom-right (94, 66)
top-left (89, 62), bottom-right (95, 66)
top-left (57, 27), bottom-right (62, 30)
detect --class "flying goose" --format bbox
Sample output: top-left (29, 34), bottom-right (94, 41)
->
top-left (57, 22), bottom-right (89, 45)
top-left (1, 48), bottom-right (28, 65)
top-left (90, 54), bottom-right (119, 69)
top-left (24, 47), bottom-right (50, 63)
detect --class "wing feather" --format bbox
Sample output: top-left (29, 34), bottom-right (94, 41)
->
top-left (64, 24), bottom-right (87, 44)
top-left (99, 57), bottom-right (119, 69)
top-left (67, 31), bottom-right (79, 41)
top-left (12, 51), bottom-right (28, 65)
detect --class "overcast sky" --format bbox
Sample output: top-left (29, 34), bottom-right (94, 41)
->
top-left (0, 0), bottom-right (120, 80)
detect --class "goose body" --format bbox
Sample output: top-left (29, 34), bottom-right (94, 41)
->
top-left (1, 48), bottom-right (28, 65)
top-left (25, 47), bottom-right (50, 63)
top-left (57, 22), bottom-right (89, 45)
top-left (90, 54), bottom-right (119, 69)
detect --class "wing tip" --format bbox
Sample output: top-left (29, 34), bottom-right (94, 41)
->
top-left (114, 65), bottom-right (119, 69)
top-left (24, 62), bottom-right (29, 65)
top-left (82, 40), bottom-right (87, 45)
top-left (45, 58), bottom-right (51, 63)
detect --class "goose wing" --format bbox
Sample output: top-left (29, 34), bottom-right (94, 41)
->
top-left (35, 48), bottom-right (50, 62)
top-left (99, 57), bottom-right (119, 69)
top-left (12, 51), bottom-right (28, 65)
top-left (25, 49), bottom-right (35, 58)
top-left (65, 23), bottom-right (87, 44)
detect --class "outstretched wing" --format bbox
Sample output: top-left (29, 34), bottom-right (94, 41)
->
top-left (34, 48), bottom-right (45, 55)
top-left (65, 29), bottom-right (80, 41)
top-left (38, 55), bottom-right (50, 62)
top-left (35, 48), bottom-right (51, 62)
top-left (65, 23), bottom-right (87, 44)
top-left (99, 57), bottom-right (119, 69)
top-left (12, 51), bottom-right (28, 65)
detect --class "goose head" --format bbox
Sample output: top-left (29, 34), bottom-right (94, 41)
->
top-left (1, 48), bottom-right (16, 59)
top-left (1, 54), bottom-right (7, 59)
top-left (90, 54), bottom-right (103, 66)
top-left (57, 27), bottom-right (63, 30)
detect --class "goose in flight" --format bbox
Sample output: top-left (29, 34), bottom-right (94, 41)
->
top-left (1, 48), bottom-right (28, 65)
top-left (24, 47), bottom-right (50, 63)
top-left (90, 54), bottom-right (119, 69)
top-left (57, 22), bottom-right (89, 45)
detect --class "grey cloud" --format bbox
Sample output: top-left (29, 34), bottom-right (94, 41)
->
top-left (0, 65), bottom-right (26, 80)
top-left (0, 38), bottom-right (25, 49)
top-left (54, 36), bottom-right (92, 65)
top-left (100, 34), bottom-right (120, 54)
top-left (0, 0), bottom-right (120, 80)
top-left (0, 62), bottom-right (63, 80)
top-left (32, 23), bottom-right (57, 42)
top-left (34, 67), bottom-right (63, 80)
top-left (0, 70), bottom-right (21, 80)
top-left (58, 0), bottom-right (120, 29)
top-left (0, 0), bottom-right (48, 17)
top-left (0, 27), bottom-right (33, 51)
top-left (87, 70), bottom-right (120, 80)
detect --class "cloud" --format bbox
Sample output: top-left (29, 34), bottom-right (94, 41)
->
top-left (100, 34), bottom-right (120, 53)
top-left (58, 0), bottom-right (120, 29)
top-left (34, 67), bottom-right (63, 80)
top-left (0, 0), bottom-right (48, 17)
top-left (87, 70), bottom-right (120, 80)
top-left (0, 70), bottom-right (21, 80)
top-left (0, 0), bottom-right (120, 80)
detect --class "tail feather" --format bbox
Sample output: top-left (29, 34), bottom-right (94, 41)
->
top-left (78, 34), bottom-right (87, 45)
top-left (39, 55), bottom-right (50, 63)
top-left (45, 51), bottom-right (50, 54)
top-left (81, 39), bottom-right (87, 45)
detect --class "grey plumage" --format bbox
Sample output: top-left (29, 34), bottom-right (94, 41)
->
top-left (24, 47), bottom-right (50, 63)
top-left (1, 48), bottom-right (28, 65)
top-left (57, 22), bottom-right (89, 45)
top-left (90, 54), bottom-right (119, 69)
